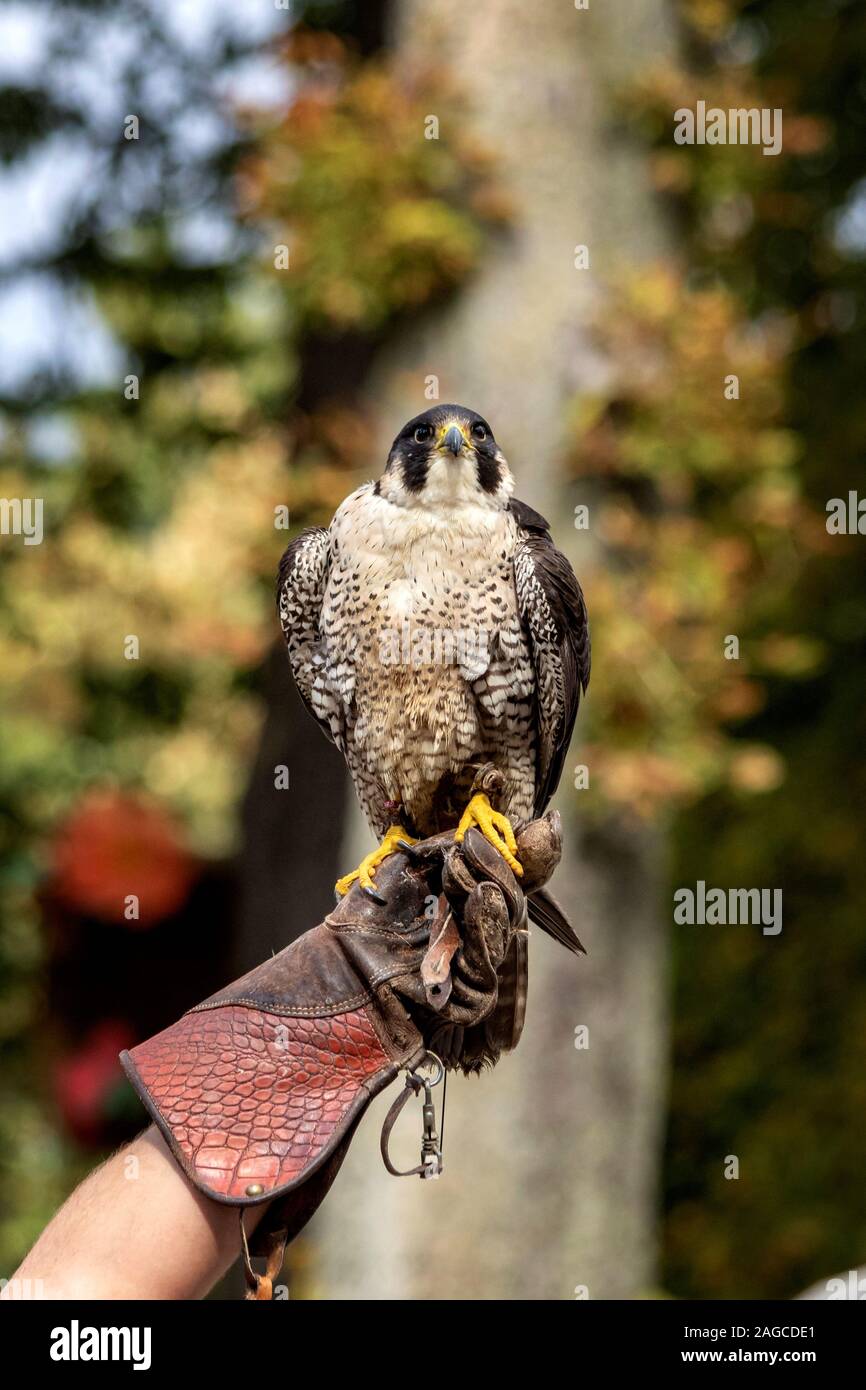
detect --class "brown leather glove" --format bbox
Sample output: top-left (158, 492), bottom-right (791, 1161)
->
top-left (120, 812), bottom-right (563, 1296)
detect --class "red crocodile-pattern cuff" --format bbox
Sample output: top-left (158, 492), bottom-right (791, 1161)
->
top-left (121, 1003), bottom-right (393, 1203)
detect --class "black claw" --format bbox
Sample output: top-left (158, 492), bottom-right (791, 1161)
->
top-left (361, 884), bottom-right (387, 906)
top-left (396, 839), bottom-right (423, 860)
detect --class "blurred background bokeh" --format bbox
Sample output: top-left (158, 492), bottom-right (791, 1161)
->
top-left (1, 0), bottom-right (865, 1299)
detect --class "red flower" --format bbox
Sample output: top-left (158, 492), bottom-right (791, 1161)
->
top-left (52, 791), bottom-right (198, 926)
top-left (54, 1019), bottom-right (135, 1144)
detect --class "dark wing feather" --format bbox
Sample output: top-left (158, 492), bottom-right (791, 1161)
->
top-left (277, 527), bottom-right (345, 750)
top-left (511, 498), bottom-right (590, 817)
top-left (528, 887), bottom-right (586, 955)
top-left (486, 928), bottom-right (529, 1054)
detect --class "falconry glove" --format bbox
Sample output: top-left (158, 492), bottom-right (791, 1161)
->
top-left (120, 811), bottom-right (566, 1298)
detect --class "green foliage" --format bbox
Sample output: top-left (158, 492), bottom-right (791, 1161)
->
top-left (243, 38), bottom-right (508, 334)
top-left (567, 268), bottom-right (808, 817)
top-left (605, 0), bottom-right (866, 1297)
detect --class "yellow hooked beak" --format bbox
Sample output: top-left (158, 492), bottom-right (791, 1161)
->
top-left (438, 423), bottom-right (469, 455)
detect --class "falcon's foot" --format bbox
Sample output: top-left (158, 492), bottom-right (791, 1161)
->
top-left (454, 794), bottom-right (523, 878)
top-left (335, 824), bottom-right (418, 900)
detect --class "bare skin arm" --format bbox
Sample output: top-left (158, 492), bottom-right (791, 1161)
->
top-left (2, 1125), bottom-right (267, 1301)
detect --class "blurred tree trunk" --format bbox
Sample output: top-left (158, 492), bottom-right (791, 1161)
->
top-left (235, 653), bottom-right (348, 971)
top-left (314, 0), bottom-right (678, 1299)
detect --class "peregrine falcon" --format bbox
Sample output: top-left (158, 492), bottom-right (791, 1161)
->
top-left (278, 404), bottom-right (590, 951)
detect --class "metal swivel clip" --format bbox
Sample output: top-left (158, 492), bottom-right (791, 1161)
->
top-left (380, 1051), bottom-right (446, 1180)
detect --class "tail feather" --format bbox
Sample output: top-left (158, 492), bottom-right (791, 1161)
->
top-left (528, 886), bottom-right (586, 955)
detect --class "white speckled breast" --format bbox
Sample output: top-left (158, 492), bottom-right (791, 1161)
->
top-left (318, 484), bottom-right (537, 836)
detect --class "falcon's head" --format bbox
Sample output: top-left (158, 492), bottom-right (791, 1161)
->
top-left (377, 404), bottom-right (514, 509)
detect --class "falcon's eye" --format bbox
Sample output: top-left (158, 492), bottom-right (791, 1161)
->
top-left (471, 423), bottom-right (487, 441)
top-left (413, 424), bottom-right (433, 443)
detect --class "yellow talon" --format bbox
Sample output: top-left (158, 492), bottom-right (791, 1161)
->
top-left (454, 793), bottom-right (523, 878)
top-left (335, 825), bottom-right (417, 897)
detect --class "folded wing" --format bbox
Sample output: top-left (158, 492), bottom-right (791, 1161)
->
top-left (511, 498), bottom-right (591, 817)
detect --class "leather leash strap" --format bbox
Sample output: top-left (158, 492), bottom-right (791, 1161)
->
top-left (380, 1054), bottom-right (445, 1179)
top-left (240, 1212), bottom-right (289, 1301)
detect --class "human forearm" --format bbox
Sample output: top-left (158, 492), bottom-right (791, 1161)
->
top-left (3, 1124), bottom-right (264, 1300)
